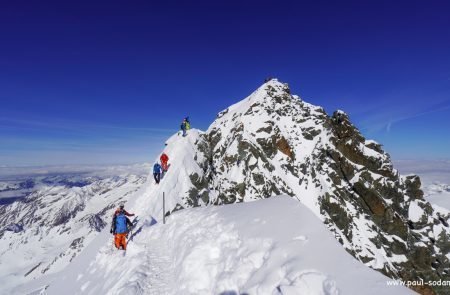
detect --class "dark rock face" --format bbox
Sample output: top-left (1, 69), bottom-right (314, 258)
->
top-left (53, 199), bottom-right (86, 227)
top-left (87, 214), bottom-right (107, 232)
top-left (20, 179), bottom-right (35, 190)
top-left (276, 136), bottom-right (294, 160)
top-left (176, 80), bottom-right (450, 295)
top-left (5, 223), bottom-right (24, 233)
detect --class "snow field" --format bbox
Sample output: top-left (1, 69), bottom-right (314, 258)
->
top-left (43, 196), bottom-right (413, 294)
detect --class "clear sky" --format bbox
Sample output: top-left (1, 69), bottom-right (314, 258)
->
top-left (1, 0), bottom-right (449, 166)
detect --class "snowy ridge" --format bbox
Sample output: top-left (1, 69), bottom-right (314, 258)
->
top-left (136, 129), bottom-right (207, 219)
top-left (39, 197), bottom-right (412, 294)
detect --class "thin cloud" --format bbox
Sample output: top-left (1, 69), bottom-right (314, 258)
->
top-left (0, 162), bottom-right (152, 177)
top-left (386, 103), bottom-right (450, 131)
top-left (386, 121), bottom-right (392, 133)
top-left (358, 98), bottom-right (450, 134)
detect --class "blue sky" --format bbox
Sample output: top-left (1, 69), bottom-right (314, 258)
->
top-left (1, 0), bottom-right (449, 166)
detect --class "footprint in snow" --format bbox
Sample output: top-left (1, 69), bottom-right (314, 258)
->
top-left (292, 235), bottom-right (308, 242)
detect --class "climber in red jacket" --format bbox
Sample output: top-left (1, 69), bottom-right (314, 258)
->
top-left (160, 153), bottom-right (169, 172)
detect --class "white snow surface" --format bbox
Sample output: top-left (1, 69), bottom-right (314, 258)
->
top-left (408, 200), bottom-right (425, 223)
top-left (143, 128), bottom-right (206, 218)
top-left (21, 196), bottom-right (412, 295)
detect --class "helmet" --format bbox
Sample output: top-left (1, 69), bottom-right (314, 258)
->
top-left (119, 204), bottom-right (124, 209)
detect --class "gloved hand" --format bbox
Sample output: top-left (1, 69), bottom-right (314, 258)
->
top-left (110, 229), bottom-right (113, 234)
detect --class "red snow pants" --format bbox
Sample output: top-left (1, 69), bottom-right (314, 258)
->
top-left (114, 233), bottom-right (127, 250)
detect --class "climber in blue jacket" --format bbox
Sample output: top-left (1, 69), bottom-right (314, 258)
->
top-left (153, 162), bottom-right (162, 184)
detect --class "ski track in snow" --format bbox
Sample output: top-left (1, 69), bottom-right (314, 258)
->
top-left (116, 237), bottom-right (173, 295)
top-left (100, 203), bottom-right (175, 293)
top-left (50, 219), bottom-right (175, 295)
top-left (138, 236), bottom-right (172, 295)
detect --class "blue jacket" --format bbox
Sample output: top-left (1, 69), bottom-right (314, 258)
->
top-left (153, 163), bottom-right (162, 174)
top-left (114, 214), bottom-right (128, 234)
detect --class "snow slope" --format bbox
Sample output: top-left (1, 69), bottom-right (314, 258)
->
top-left (29, 196), bottom-right (412, 295)
top-left (424, 182), bottom-right (450, 211)
top-left (139, 128), bottom-right (207, 219)
top-left (0, 171), bottom-right (147, 294)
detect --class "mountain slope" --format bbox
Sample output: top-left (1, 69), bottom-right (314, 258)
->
top-left (35, 197), bottom-right (413, 295)
top-left (143, 129), bottom-right (208, 217)
top-left (0, 171), bottom-right (147, 293)
top-left (142, 79), bottom-right (450, 294)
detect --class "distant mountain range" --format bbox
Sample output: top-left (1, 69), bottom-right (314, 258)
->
top-left (0, 164), bottom-right (149, 292)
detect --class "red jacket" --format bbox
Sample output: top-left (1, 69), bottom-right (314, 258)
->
top-left (114, 209), bottom-right (134, 217)
top-left (160, 153), bottom-right (169, 163)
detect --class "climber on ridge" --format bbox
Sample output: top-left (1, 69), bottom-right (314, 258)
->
top-left (160, 153), bottom-right (169, 172)
top-left (185, 116), bottom-right (190, 130)
top-left (153, 162), bottom-right (162, 184)
top-left (180, 117), bottom-right (190, 137)
top-left (113, 204), bottom-right (135, 217)
top-left (180, 119), bottom-right (187, 137)
top-left (110, 206), bottom-right (134, 250)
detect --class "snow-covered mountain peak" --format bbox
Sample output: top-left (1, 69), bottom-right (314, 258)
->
top-left (141, 79), bottom-right (450, 294)
top-left (250, 78), bottom-right (291, 100)
top-left (215, 78), bottom-right (299, 122)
